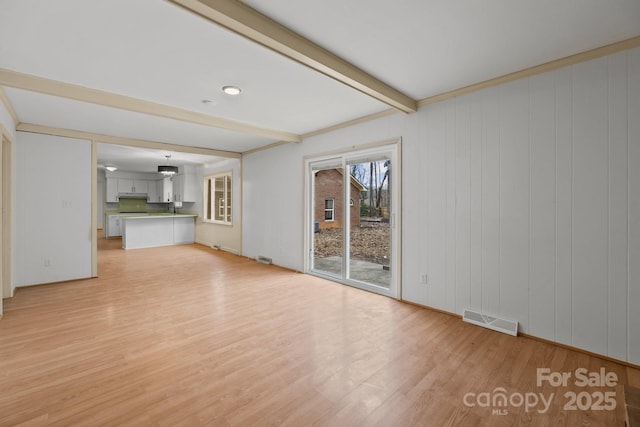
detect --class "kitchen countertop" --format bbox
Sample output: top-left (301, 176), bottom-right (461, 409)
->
top-left (121, 214), bottom-right (197, 219)
top-left (106, 212), bottom-right (197, 217)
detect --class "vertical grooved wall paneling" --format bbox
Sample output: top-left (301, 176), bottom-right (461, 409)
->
top-left (469, 92), bottom-right (483, 312)
top-left (529, 71), bottom-right (556, 341)
top-left (628, 48), bottom-right (640, 365)
top-left (498, 79), bottom-right (530, 331)
top-left (445, 100), bottom-right (457, 313)
top-left (607, 51), bottom-right (629, 362)
top-left (481, 87), bottom-right (501, 315)
top-left (420, 48), bottom-right (639, 361)
top-left (555, 66), bottom-right (573, 346)
top-left (426, 103), bottom-right (447, 308)
top-left (455, 97), bottom-right (471, 312)
top-left (571, 57), bottom-right (608, 356)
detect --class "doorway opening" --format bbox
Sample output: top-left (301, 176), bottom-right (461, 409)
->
top-left (306, 141), bottom-right (401, 298)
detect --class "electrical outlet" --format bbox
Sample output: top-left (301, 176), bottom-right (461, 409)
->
top-left (44, 258), bottom-right (51, 267)
top-left (420, 273), bottom-right (428, 285)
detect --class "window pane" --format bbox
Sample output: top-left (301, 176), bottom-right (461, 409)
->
top-left (205, 173), bottom-right (233, 224)
top-left (206, 179), bottom-right (212, 220)
top-left (312, 165), bottom-right (343, 278)
top-left (214, 177), bottom-right (224, 221)
top-left (226, 176), bottom-right (232, 222)
top-left (324, 198), bottom-right (334, 221)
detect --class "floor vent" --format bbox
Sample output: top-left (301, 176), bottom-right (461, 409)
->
top-left (257, 256), bottom-right (272, 265)
top-left (463, 309), bottom-right (518, 336)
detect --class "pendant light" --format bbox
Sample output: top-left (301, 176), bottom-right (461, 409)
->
top-left (158, 155), bottom-right (178, 176)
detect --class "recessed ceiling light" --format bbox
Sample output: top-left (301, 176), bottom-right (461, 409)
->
top-left (221, 85), bottom-right (242, 96)
top-left (105, 166), bottom-right (117, 172)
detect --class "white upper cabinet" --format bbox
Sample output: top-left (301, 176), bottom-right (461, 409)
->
top-left (160, 178), bottom-right (173, 203)
top-left (172, 167), bottom-right (197, 203)
top-left (147, 179), bottom-right (159, 202)
top-left (116, 178), bottom-right (133, 193)
top-left (117, 179), bottom-right (148, 194)
top-left (106, 178), bottom-right (118, 203)
top-left (172, 175), bottom-right (183, 202)
top-left (147, 178), bottom-right (172, 203)
top-left (134, 179), bottom-right (149, 194)
top-left (105, 172), bottom-right (161, 202)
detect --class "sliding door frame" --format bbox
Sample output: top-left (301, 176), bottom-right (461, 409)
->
top-left (303, 138), bottom-right (402, 299)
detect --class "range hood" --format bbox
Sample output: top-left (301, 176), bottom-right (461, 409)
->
top-left (117, 193), bottom-right (148, 199)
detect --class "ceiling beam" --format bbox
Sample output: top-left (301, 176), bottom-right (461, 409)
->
top-left (169, 0), bottom-right (418, 114)
top-left (0, 68), bottom-right (300, 143)
top-left (16, 123), bottom-right (242, 158)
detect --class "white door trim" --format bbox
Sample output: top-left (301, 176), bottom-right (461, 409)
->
top-left (1, 126), bottom-right (15, 315)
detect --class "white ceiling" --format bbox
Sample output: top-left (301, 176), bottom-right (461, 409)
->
top-left (245, 0), bottom-right (640, 99)
top-left (97, 143), bottom-right (222, 174)
top-left (1, 0), bottom-right (639, 171)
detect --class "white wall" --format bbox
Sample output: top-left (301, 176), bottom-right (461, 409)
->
top-left (195, 159), bottom-right (242, 254)
top-left (244, 143), bottom-right (304, 269)
top-left (15, 132), bottom-right (92, 286)
top-left (243, 47), bottom-right (640, 364)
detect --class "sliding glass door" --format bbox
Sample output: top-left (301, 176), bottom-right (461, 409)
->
top-left (306, 142), bottom-right (400, 298)
top-left (310, 158), bottom-right (344, 279)
top-left (347, 157), bottom-right (392, 289)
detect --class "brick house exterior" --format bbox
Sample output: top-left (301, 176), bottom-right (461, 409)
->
top-left (314, 169), bottom-right (365, 230)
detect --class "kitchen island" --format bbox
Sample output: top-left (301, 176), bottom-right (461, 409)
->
top-left (121, 214), bottom-right (197, 250)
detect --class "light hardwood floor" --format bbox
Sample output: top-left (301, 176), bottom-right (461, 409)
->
top-left (1, 237), bottom-right (638, 426)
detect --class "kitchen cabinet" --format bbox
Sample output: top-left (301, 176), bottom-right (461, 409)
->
top-left (106, 179), bottom-right (118, 203)
top-left (106, 213), bottom-right (150, 237)
top-left (105, 214), bottom-right (122, 237)
top-left (117, 179), bottom-right (133, 193)
top-left (147, 179), bottom-right (159, 202)
top-left (136, 180), bottom-right (149, 194)
top-left (145, 178), bottom-right (172, 203)
top-left (173, 216), bottom-right (196, 244)
top-left (159, 178), bottom-right (173, 203)
top-left (117, 179), bottom-right (149, 194)
top-left (147, 179), bottom-right (173, 203)
top-left (172, 175), bottom-right (182, 202)
top-left (121, 215), bottom-right (196, 249)
top-left (172, 173), bottom-right (197, 203)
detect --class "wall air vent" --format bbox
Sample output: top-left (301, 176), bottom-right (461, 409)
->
top-left (257, 256), bottom-right (272, 265)
top-left (462, 308), bottom-right (518, 336)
